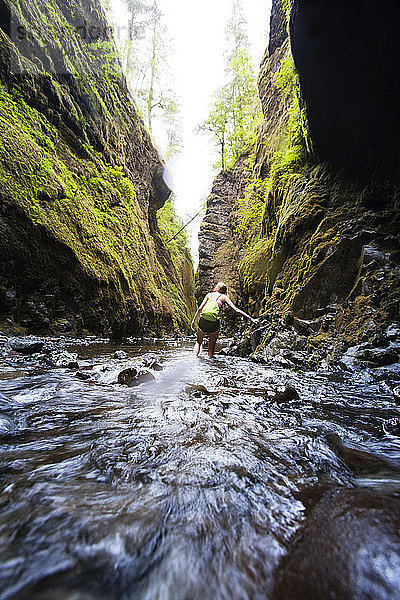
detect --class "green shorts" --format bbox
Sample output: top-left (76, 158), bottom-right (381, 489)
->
top-left (198, 317), bottom-right (220, 334)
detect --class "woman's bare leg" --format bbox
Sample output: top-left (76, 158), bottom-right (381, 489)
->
top-left (193, 328), bottom-right (205, 357)
top-left (208, 331), bottom-right (219, 358)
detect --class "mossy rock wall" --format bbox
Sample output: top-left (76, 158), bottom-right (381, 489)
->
top-left (0, 0), bottom-right (194, 335)
top-left (197, 0), bottom-right (400, 347)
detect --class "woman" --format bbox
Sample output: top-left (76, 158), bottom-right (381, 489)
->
top-left (191, 282), bottom-right (256, 358)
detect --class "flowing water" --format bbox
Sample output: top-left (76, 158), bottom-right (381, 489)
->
top-left (1, 338), bottom-right (400, 599)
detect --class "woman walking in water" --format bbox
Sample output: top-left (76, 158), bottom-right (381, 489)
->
top-left (191, 282), bottom-right (256, 358)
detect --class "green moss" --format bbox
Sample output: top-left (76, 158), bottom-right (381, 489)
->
top-left (0, 80), bottom-right (192, 326)
top-left (235, 42), bottom-right (311, 305)
top-left (156, 196), bottom-right (196, 327)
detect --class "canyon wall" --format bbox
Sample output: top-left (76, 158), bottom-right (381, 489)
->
top-left (0, 0), bottom-right (194, 336)
top-left (197, 0), bottom-right (400, 359)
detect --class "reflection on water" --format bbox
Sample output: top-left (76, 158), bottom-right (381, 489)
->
top-left (0, 339), bottom-right (400, 599)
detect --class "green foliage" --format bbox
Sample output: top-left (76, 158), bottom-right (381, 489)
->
top-left (236, 46), bottom-right (310, 300)
top-left (114, 0), bottom-right (182, 156)
top-left (237, 169), bottom-right (269, 239)
top-left (282, 0), bottom-right (295, 23)
top-left (269, 53), bottom-right (308, 186)
top-left (156, 196), bottom-right (196, 324)
top-left (198, 1), bottom-right (262, 170)
top-left (0, 0), bottom-right (194, 331)
top-left (238, 237), bottom-right (274, 294)
top-left (200, 50), bottom-right (262, 170)
top-left (157, 195), bottom-right (188, 257)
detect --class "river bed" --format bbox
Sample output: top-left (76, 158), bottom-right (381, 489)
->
top-left (1, 337), bottom-right (400, 599)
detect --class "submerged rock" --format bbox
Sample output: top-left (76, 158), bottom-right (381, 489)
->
top-left (113, 350), bottom-right (129, 360)
top-left (272, 489), bottom-right (400, 600)
top-left (185, 384), bottom-right (216, 397)
top-left (0, 414), bottom-right (15, 434)
top-left (117, 368), bottom-right (155, 387)
top-left (9, 338), bottom-right (44, 355)
top-left (267, 385), bottom-right (300, 404)
top-left (325, 433), bottom-right (400, 474)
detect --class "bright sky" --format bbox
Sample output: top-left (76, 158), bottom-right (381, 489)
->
top-left (110, 0), bottom-right (272, 259)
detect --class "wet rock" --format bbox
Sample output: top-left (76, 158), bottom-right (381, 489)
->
top-left (41, 339), bottom-right (66, 354)
top-left (142, 355), bottom-right (163, 371)
top-left (382, 418), bottom-right (400, 436)
top-left (363, 244), bottom-right (391, 267)
top-left (75, 371), bottom-right (91, 381)
top-left (149, 361), bottom-right (163, 371)
top-left (385, 323), bottom-right (400, 342)
top-left (185, 384), bottom-right (216, 397)
top-left (117, 368), bottom-right (138, 385)
top-left (9, 338), bottom-right (44, 355)
top-left (219, 347), bottom-right (233, 356)
top-left (53, 318), bottom-right (73, 333)
top-left (325, 433), bottom-right (400, 473)
top-left (292, 317), bottom-right (323, 336)
top-left (47, 350), bottom-right (79, 369)
top-left (291, 236), bottom-right (364, 319)
top-left (269, 355), bottom-right (295, 368)
top-left (113, 350), bottom-right (128, 360)
top-left (355, 346), bottom-right (399, 367)
top-left (0, 414), bottom-right (15, 434)
top-left (134, 372), bottom-right (156, 385)
top-left (267, 385), bottom-right (300, 404)
top-left (393, 386), bottom-right (400, 401)
top-left (250, 355), bottom-right (268, 365)
top-left (117, 368), bottom-right (155, 387)
top-left (272, 489), bottom-right (400, 600)
top-left (0, 288), bottom-right (16, 312)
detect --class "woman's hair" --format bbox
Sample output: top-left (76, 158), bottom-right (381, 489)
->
top-left (214, 281), bottom-right (227, 294)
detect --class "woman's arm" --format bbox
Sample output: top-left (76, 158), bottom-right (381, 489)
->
top-left (191, 294), bottom-right (209, 331)
top-left (222, 295), bottom-right (257, 323)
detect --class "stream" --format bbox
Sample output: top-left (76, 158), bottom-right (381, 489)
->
top-left (1, 337), bottom-right (400, 599)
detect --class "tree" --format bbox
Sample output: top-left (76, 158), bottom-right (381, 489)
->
top-left (113, 0), bottom-right (182, 157)
top-left (198, 0), bottom-right (261, 170)
top-left (198, 86), bottom-right (232, 170)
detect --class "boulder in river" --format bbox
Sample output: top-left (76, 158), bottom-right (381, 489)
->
top-left (142, 354), bottom-right (163, 371)
top-left (185, 384), bottom-right (216, 397)
top-left (9, 338), bottom-right (44, 355)
top-left (272, 488), bottom-right (400, 600)
top-left (325, 432), bottom-right (400, 474)
top-left (52, 351), bottom-right (79, 369)
top-left (355, 346), bottom-right (399, 367)
top-left (267, 385), bottom-right (300, 404)
top-left (114, 350), bottom-right (128, 360)
top-left (117, 368), bottom-right (155, 387)
top-left (75, 371), bottom-right (91, 381)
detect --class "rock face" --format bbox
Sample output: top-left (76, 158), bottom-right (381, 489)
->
top-left (197, 0), bottom-right (400, 352)
top-left (291, 0), bottom-right (400, 177)
top-left (0, 0), bottom-right (194, 335)
top-left (197, 159), bottom-right (250, 301)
